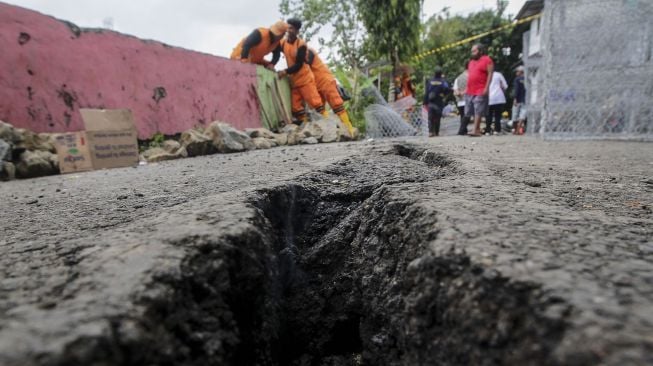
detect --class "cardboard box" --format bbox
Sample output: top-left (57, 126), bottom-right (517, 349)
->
top-left (54, 109), bottom-right (139, 174)
top-left (81, 109), bottom-right (139, 170)
top-left (53, 131), bottom-right (94, 174)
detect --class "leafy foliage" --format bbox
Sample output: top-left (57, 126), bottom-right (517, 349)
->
top-left (279, 0), bottom-right (376, 130)
top-left (149, 132), bottom-right (165, 148)
top-left (138, 132), bottom-right (168, 153)
top-left (279, 0), bottom-right (526, 129)
top-left (334, 67), bottom-right (377, 132)
top-left (357, 0), bottom-right (424, 72)
top-left (415, 5), bottom-right (526, 100)
top-left (279, 0), bottom-right (366, 68)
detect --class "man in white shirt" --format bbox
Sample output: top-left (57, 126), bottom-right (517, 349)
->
top-left (486, 71), bottom-right (508, 134)
top-left (453, 70), bottom-right (469, 135)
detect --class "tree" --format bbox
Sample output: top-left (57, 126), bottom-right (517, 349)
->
top-left (279, 0), bottom-right (367, 69)
top-left (280, 0), bottom-right (377, 129)
top-left (357, 0), bottom-right (424, 74)
top-left (416, 7), bottom-right (526, 101)
top-left (496, 0), bottom-right (508, 16)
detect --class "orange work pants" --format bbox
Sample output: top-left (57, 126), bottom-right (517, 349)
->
top-left (317, 79), bottom-right (346, 116)
top-left (291, 82), bottom-right (325, 120)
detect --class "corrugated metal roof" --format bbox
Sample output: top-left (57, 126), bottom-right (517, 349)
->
top-left (516, 0), bottom-right (544, 20)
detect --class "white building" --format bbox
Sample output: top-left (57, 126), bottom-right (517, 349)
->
top-left (515, 0), bottom-right (544, 133)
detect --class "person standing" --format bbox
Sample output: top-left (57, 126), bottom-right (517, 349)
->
top-left (277, 18), bottom-right (326, 123)
top-left (423, 68), bottom-right (450, 137)
top-left (465, 44), bottom-right (494, 137)
top-left (453, 70), bottom-right (469, 135)
top-left (512, 66), bottom-right (527, 135)
top-left (230, 21), bottom-right (288, 69)
top-left (486, 71), bottom-right (508, 134)
top-left (393, 72), bottom-right (415, 101)
top-left (400, 72), bottom-right (415, 99)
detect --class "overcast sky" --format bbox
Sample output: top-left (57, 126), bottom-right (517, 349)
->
top-left (4, 0), bottom-right (527, 58)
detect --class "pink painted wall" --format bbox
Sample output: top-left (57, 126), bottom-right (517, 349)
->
top-left (0, 3), bottom-right (261, 139)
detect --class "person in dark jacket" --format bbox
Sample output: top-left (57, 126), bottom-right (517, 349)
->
top-left (423, 68), bottom-right (451, 137)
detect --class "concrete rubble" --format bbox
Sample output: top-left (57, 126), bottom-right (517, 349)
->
top-left (15, 150), bottom-right (59, 178)
top-left (0, 117), bottom-right (360, 179)
top-left (179, 127), bottom-right (216, 158)
top-left (0, 120), bottom-right (59, 180)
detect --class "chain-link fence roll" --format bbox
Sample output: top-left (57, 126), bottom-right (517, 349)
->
top-left (536, 0), bottom-right (653, 141)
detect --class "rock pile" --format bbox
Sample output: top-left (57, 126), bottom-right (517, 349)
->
top-left (0, 117), bottom-right (360, 180)
top-left (1, 121), bottom-right (59, 181)
top-left (141, 118), bottom-right (359, 164)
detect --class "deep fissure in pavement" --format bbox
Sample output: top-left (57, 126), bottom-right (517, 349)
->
top-left (258, 183), bottom-right (372, 365)
top-left (229, 164), bottom-right (568, 365)
top-left (390, 143), bottom-right (455, 169)
top-left (59, 148), bottom-right (571, 365)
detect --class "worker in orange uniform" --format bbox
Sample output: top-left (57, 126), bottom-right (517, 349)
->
top-left (276, 18), bottom-right (326, 123)
top-left (306, 47), bottom-right (356, 136)
top-left (230, 21), bottom-right (288, 69)
top-left (394, 72), bottom-right (415, 100)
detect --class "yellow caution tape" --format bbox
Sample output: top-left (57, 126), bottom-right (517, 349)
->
top-left (412, 13), bottom-right (542, 61)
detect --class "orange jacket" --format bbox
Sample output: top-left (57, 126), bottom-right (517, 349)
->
top-left (280, 38), bottom-right (315, 88)
top-left (394, 75), bottom-right (415, 100)
top-left (306, 48), bottom-right (335, 90)
top-left (231, 28), bottom-right (280, 66)
top-left (401, 76), bottom-right (415, 98)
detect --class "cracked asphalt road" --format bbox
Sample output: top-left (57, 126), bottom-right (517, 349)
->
top-left (1, 136), bottom-right (651, 365)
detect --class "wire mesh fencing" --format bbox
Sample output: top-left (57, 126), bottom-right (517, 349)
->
top-left (535, 0), bottom-right (653, 141)
top-left (363, 87), bottom-right (429, 139)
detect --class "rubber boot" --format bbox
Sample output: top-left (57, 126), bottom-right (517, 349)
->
top-left (338, 111), bottom-right (356, 137)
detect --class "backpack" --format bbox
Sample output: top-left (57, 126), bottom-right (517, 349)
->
top-left (337, 84), bottom-right (352, 101)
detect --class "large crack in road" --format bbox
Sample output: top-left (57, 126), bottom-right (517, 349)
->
top-left (247, 162), bottom-right (567, 365)
top-left (1, 138), bottom-right (651, 365)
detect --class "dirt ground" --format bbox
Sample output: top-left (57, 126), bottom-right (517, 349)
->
top-left (1, 135), bottom-right (651, 365)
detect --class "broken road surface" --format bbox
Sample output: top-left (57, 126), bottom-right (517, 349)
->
top-left (1, 137), bottom-right (652, 365)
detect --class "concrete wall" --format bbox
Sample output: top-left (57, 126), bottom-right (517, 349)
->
top-left (0, 3), bottom-right (262, 139)
top-left (522, 30), bottom-right (544, 135)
